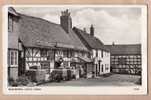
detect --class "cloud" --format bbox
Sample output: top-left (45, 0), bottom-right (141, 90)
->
top-left (15, 7), bottom-right (141, 44)
top-left (43, 14), bottom-right (60, 24)
top-left (71, 8), bottom-right (141, 44)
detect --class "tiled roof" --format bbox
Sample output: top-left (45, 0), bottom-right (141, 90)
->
top-left (73, 27), bottom-right (109, 51)
top-left (18, 14), bottom-right (88, 51)
top-left (105, 44), bottom-right (141, 55)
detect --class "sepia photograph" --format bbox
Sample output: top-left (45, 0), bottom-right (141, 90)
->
top-left (3, 5), bottom-right (147, 95)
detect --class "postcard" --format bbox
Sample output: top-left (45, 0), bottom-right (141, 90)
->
top-left (2, 5), bottom-right (148, 95)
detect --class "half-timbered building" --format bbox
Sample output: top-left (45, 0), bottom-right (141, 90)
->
top-left (8, 8), bottom-right (93, 81)
top-left (106, 44), bottom-right (141, 75)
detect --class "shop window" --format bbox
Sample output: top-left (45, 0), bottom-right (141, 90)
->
top-left (9, 50), bottom-right (18, 66)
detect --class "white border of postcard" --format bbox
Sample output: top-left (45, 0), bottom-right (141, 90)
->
top-left (2, 5), bottom-right (148, 95)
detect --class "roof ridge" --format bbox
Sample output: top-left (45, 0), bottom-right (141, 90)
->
top-left (73, 27), bottom-right (109, 51)
top-left (19, 13), bottom-right (60, 26)
top-left (73, 27), bottom-right (103, 42)
top-left (105, 44), bottom-right (141, 46)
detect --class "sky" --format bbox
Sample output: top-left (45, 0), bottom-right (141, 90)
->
top-left (14, 6), bottom-right (142, 45)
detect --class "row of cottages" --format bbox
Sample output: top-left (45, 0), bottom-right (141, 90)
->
top-left (8, 7), bottom-right (110, 81)
top-left (106, 44), bottom-right (141, 75)
top-left (73, 27), bottom-right (110, 76)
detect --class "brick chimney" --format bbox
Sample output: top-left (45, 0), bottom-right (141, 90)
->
top-left (90, 24), bottom-right (94, 36)
top-left (83, 27), bottom-right (86, 32)
top-left (60, 9), bottom-right (72, 33)
top-left (112, 42), bottom-right (115, 46)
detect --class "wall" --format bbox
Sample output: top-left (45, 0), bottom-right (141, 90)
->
top-left (100, 51), bottom-right (110, 74)
top-left (93, 49), bottom-right (110, 75)
top-left (8, 14), bottom-right (20, 80)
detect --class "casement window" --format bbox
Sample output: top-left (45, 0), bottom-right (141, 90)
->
top-left (96, 50), bottom-right (98, 57)
top-left (56, 50), bottom-right (63, 57)
top-left (63, 50), bottom-right (68, 57)
top-left (8, 15), bottom-right (13, 32)
top-left (9, 50), bottom-right (18, 66)
top-left (41, 50), bottom-right (47, 57)
top-left (101, 65), bottom-right (104, 72)
top-left (118, 58), bottom-right (126, 65)
top-left (101, 50), bottom-right (103, 58)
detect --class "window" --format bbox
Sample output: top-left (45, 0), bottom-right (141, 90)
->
top-left (101, 50), bottom-right (103, 58)
top-left (96, 50), bottom-right (98, 57)
top-left (41, 50), bottom-right (47, 57)
top-left (63, 50), bottom-right (68, 57)
top-left (9, 50), bottom-right (18, 66)
top-left (8, 15), bottom-right (13, 32)
top-left (105, 66), bottom-right (109, 71)
top-left (118, 58), bottom-right (126, 65)
top-left (102, 65), bottom-right (104, 72)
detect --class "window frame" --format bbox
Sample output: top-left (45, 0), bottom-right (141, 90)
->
top-left (9, 50), bottom-right (18, 67)
top-left (101, 50), bottom-right (103, 58)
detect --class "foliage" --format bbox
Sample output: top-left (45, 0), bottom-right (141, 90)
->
top-left (16, 75), bottom-right (30, 86)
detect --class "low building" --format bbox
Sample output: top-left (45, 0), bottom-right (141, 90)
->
top-left (73, 26), bottom-right (110, 76)
top-left (106, 44), bottom-right (141, 75)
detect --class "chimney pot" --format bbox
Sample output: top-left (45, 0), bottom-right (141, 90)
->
top-left (90, 24), bottom-right (94, 36)
top-left (83, 28), bottom-right (86, 32)
top-left (60, 9), bottom-right (72, 33)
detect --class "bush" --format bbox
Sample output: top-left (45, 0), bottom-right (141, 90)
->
top-left (135, 77), bottom-right (142, 85)
top-left (8, 77), bottom-right (18, 87)
top-left (102, 73), bottom-right (113, 77)
top-left (50, 70), bottom-right (63, 82)
top-left (16, 75), bottom-right (30, 86)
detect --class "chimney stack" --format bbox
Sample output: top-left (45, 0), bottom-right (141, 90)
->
top-left (90, 24), bottom-right (94, 36)
top-left (60, 9), bottom-right (72, 33)
top-left (83, 28), bottom-right (86, 32)
top-left (112, 42), bottom-right (115, 46)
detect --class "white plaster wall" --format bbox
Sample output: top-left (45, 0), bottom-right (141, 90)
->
top-left (97, 50), bottom-right (110, 75)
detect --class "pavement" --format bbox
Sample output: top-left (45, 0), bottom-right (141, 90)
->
top-left (39, 74), bottom-right (141, 86)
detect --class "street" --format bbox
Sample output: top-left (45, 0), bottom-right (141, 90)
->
top-left (39, 74), bottom-right (141, 86)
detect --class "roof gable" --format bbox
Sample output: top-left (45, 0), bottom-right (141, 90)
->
top-left (73, 27), bottom-right (109, 51)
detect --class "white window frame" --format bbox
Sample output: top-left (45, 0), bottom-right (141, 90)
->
top-left (9, 50), bottom-right (18, 67)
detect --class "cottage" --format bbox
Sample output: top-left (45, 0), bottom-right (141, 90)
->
top-left (73, 26), bottom-right (110, 77)
top-left (8, 8), bottom-right (91, 81)
top-left (106, 44), bottom-right (141, 75)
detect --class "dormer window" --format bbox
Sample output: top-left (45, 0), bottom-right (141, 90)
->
top-left (8, 14), bottom-right (13, 32)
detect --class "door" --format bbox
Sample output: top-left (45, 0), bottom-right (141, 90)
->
top-left (18, 51), bottom-right (25, 76)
